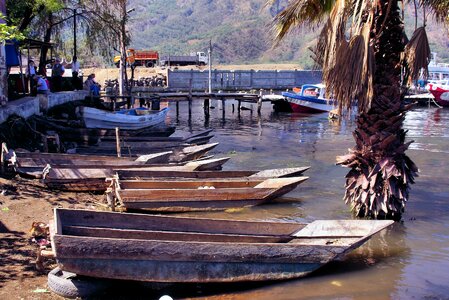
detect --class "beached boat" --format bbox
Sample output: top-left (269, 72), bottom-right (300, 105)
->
top-left (74, 141), bottom-right (219, 160)
top-left (282, 84), bottom-right (336, 113)
top-left (51, 208), bottom-right (394, 283)
top-left (6, 150), bottom-right (173, 179)
top-left (107, 176), bottom-right (308, 212)
top-left (116, 166), bottom-right (310, 180)
top-left (80, 106), bottom-right (169, 130)
top-left (428, 83), bottom-right (449, 107)
top-left (99, 129), bottom-right (213, 145)
top-left (42, 157), bottom-right (231, 192)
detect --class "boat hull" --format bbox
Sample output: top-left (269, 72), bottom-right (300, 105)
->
top-left (282, 92), bottom-right (335, 113)
top-left (428, 84), bottom-right (449, 107)
top-left (56, 258), bottom-right (322, 282)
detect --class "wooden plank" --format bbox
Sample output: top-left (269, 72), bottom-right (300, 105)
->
top-left (119, 188), bottom-right (274, 202)
top-left (55, 259), bottom-right (320, 282)
top-left (292, 220), bottom-right (394, 238)
top-left (62, 226), bottom-right (292, 243)
top-left (117, 170), bottom-right (256, 179)
top-left (53, 235), bottom-right (345, 263)
top-left (118, 179), bottom-right (264, 189)
top-left (254, 177), bottom-right (308, 189)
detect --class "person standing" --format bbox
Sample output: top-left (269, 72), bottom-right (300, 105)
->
top-left (51, 58), bottom-right (65, 92)
top-left (71, 56), bottom-right (80, 90)
top-left (26, 60), bottom-right (37, 95)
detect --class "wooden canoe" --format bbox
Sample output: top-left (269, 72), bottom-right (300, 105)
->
top-left (51, 208), bottom-right (394, 283)
top-left (42, 157), bottom-right (231, 192)
top-left (7, 150), bottom-right (173, 179)
top-left (108, 176), bottom-right (308, 212)
top-left (73, 142), bottom-right (219, 161)
top-left (116, 166), bottom-right (310, 180)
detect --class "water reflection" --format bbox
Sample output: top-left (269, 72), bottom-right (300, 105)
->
top-left (160, 102), bottom-right (449, 299)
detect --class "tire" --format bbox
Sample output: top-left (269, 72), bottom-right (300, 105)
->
top-left (47, 267), bottom-right (112, 299)
top-left (145, 61), bottom-right (154, 68)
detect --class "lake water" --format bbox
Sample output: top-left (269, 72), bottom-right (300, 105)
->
top-left (159, 101), bottom-right (449, 300)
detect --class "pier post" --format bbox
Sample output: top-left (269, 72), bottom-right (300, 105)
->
top-left (115, 127), bottom-right (121, 158)
top-left (204, 98), bottom-right (210, 116)
top-left (257, 89), bottom-right (263, 115)
top-left (176, 101), bottom-right (179, 120)
top-left (238, 100), bottom-right (241, 113)
top-left (222, 99), bottom-right (226, 119)
top-left (188, 95), bottom-right (192, 119)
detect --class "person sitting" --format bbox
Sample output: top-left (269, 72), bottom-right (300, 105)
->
top-left (84, 74), bottom-right (100, 96)
top-left (33, 75), bottom-right (49, 95)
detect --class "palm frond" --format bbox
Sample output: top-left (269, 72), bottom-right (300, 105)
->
top-left (324, 15), bottom-right (374, 114)
top-left (418, 0), bottom-right (449, 23)
top-left (271, 0), bottom-right (336, 43)
top-left (403, 26), bottom-right (431, 82)
top-left (316, 0), bottom-right (349, 76)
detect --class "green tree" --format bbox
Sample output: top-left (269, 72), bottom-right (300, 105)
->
top-left (6, 0), bottom-right (121, 71)
top-left (270, 0), bottom-right (449, 220)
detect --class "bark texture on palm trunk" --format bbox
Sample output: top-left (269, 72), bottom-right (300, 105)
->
top-left (337, 0), bottom-right (418, 220)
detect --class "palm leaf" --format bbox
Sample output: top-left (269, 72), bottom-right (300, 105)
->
top-left (271, 0), bottom-right (336, 43)
top-left (403, 26), bottom-right (431, 82)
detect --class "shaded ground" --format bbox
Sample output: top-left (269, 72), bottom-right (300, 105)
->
top-left (0, 176), bottom-right (103, 299)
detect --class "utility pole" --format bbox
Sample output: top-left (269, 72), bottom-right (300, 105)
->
top-left (208, 40), bottom-right (212, 94)
top-left (73, 8), bottom-right (77, 58)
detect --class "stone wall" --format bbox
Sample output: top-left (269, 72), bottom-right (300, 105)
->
top-left (167, 69), bottom-right (323, 91)
top-left (0, 90), bottom-right (88, 124)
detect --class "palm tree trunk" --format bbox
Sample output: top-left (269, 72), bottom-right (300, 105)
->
top-left (338, 0), bottom-right (418, 220)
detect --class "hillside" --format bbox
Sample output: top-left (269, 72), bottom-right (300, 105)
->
top-left (126, 0), bottom-right (449, 67)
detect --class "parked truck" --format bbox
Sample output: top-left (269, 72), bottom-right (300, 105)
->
top-left (159, 52), bottom-right (208, 67)
top-left (113, 49), bottom-right (159, 68)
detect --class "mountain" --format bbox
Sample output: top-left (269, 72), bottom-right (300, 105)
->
top-left (127, 0), bottom-right (449, 67)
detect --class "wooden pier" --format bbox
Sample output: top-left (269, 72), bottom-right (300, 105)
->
top-left (100, 89), bottom-right (283, 120)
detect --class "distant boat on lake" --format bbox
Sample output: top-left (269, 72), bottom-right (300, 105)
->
top-left (428, 83), bottom-right (449, 107)
top-left (282, 84), bottom-right (336, 113)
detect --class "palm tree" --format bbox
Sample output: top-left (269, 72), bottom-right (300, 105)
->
top-left (270, 0), bottom-right (449, 220)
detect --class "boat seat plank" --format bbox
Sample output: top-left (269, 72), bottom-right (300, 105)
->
top-left (292, 220), bottom-right (394, 238)
top-left (62, 226), bottom-right (293, 243)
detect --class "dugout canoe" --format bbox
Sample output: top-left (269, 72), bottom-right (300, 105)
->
top-left (6, 150), bottom-right (173, 179)
top-left (107, 176), bottom-right (308, 212)
top-left (74, 142), bottom-right (219, 162)
top-left (116, 166), bottom-right (310, 180)
top-left (51, 208), bottom-right (394, 283)
top-left (42, 157), bottom-right (231, 192)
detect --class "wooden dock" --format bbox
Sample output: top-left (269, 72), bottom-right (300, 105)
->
top-left (100, 89), bottom-right (284, 119)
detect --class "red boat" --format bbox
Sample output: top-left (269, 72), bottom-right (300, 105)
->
top-left (428, 83), bottom-right (449, 107)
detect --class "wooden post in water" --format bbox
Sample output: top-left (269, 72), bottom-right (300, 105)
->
top-left (115, 127), bottom-right (121, 158)
top-left (176, 100), bottom-right (179, 120)
top-left (237, 100), bottom-right (241, 113)
top-left (204, 98), bottom-right (210, 116)
top-left (257, 89), bottom-right (263, 115)
top-left (222, 99), bottom-right (226, 119)
top-left (188, 79), bottom-right (193, 120)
